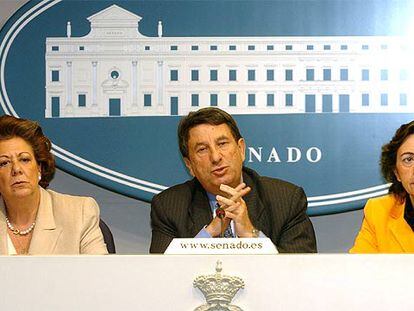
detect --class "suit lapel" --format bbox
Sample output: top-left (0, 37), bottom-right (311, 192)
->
top-left (242, 171), bottom-right (269, 233)
top-left (29, 188), bottom-right (62, 255)
top-left (188, 181), bottom-right (213, 237)
top-left (0, 200), bottom-right (8, 255)
top-left (389, 200), bottom-right (414, 252)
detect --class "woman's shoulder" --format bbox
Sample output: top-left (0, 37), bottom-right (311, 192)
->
top-left (366, 194), bottom-right (397, 206)
top-left (42, 188), bottom-right (98, 210)
top-left (364, 194), bottom-right (401, 217)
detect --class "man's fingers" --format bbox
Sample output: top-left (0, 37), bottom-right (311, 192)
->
top-left (223, 210), bottom-right (236, 219)
top-left (236, 186), bottom-right (251, 199)
top-left (218, 183), bottom-right (251, 202)
top-left (220, 183), bottom-right (244, 196)
top-left (223, 202), bottom-right (241, 213)
top-left (228, 186), bottom-right (251, 202)
top-left (216, 195), bottom-right (235, 207)
top-left (234, 183), bottom-right (246, 192)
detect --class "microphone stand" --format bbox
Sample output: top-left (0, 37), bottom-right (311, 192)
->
top-left (216, 207), bottom-right (225, 238)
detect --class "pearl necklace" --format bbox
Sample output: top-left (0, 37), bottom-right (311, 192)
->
top-left (5, 217), bottom-right (36, 235)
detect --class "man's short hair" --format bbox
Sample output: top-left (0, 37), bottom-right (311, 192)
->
top-left (178, 107), bottom-right (243, 158)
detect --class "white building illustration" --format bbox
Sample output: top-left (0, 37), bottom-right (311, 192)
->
top-left (45, 4), bottom-right (413, 118)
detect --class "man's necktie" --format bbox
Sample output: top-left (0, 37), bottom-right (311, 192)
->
top-left (216, 203), bottom-right (234, 238)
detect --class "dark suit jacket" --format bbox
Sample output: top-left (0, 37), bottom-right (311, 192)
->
top-left (150, 167), bottom-right (317, 253)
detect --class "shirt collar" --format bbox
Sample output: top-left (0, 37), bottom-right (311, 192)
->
top-left (206, 192), bottom-right (217, 212)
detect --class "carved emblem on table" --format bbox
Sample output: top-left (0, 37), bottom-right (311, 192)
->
top-left (193, 260), bottom-right (245, 311)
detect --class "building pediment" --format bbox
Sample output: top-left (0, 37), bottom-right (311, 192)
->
top-left (88, 4), bottom-right (141, 24)
top-left (86, 4), bottom-right (145, 38)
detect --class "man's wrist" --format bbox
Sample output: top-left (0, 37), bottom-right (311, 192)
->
top-left (251, 227), bottom-right (260, 238)
top-left (237, 225), bottom-right (260, 238)
top-left (205, 222), bottom-right (220, 237)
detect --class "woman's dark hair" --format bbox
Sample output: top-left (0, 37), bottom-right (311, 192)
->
top-left (0, 115), bottom-right (55, 188)
top-left (381, 120), bottom-right (414, 202)
top-left (177, 107), bottom-right (242, 158)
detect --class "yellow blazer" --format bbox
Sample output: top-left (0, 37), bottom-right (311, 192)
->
top-left (350, 194), bottom-right (414, 253)
top-left (0, 187), bottom-right (108, 255)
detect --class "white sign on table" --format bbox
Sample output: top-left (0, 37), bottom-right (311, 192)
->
top-left (164, 238), bottom-right (278, 255)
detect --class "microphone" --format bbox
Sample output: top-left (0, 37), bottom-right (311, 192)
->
top-left (216, 207), bottom-right (225, 219)
top-left (216, 206), bottom-right (226, 238)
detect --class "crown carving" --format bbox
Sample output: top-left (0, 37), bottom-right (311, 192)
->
top-left (193, 261), bottom-right (244, 311)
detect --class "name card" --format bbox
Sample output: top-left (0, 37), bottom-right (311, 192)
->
top-left (164, 238), bottom-right (278, 255)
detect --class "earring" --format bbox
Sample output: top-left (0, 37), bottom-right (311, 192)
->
top-left (38, 175), bottom-right (41, 181)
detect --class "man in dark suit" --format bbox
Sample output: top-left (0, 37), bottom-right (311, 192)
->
top-left (150, 107), bottom-right (316, 253)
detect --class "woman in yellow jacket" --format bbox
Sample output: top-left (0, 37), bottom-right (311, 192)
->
top-left (350, 121), bottom-right (414, 253)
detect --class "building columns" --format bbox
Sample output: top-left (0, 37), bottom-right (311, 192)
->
top-left (66, 61), bottom-right (72, 106)
top-left (132, 60), bottom-right (138, 107)
top-left (92, 61), bottom-right (98, 106)
top-left (157, 60), bottom-right (163, 106)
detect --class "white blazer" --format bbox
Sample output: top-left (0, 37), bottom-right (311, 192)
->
top-left (0, 187), bottom-right (108, 255)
